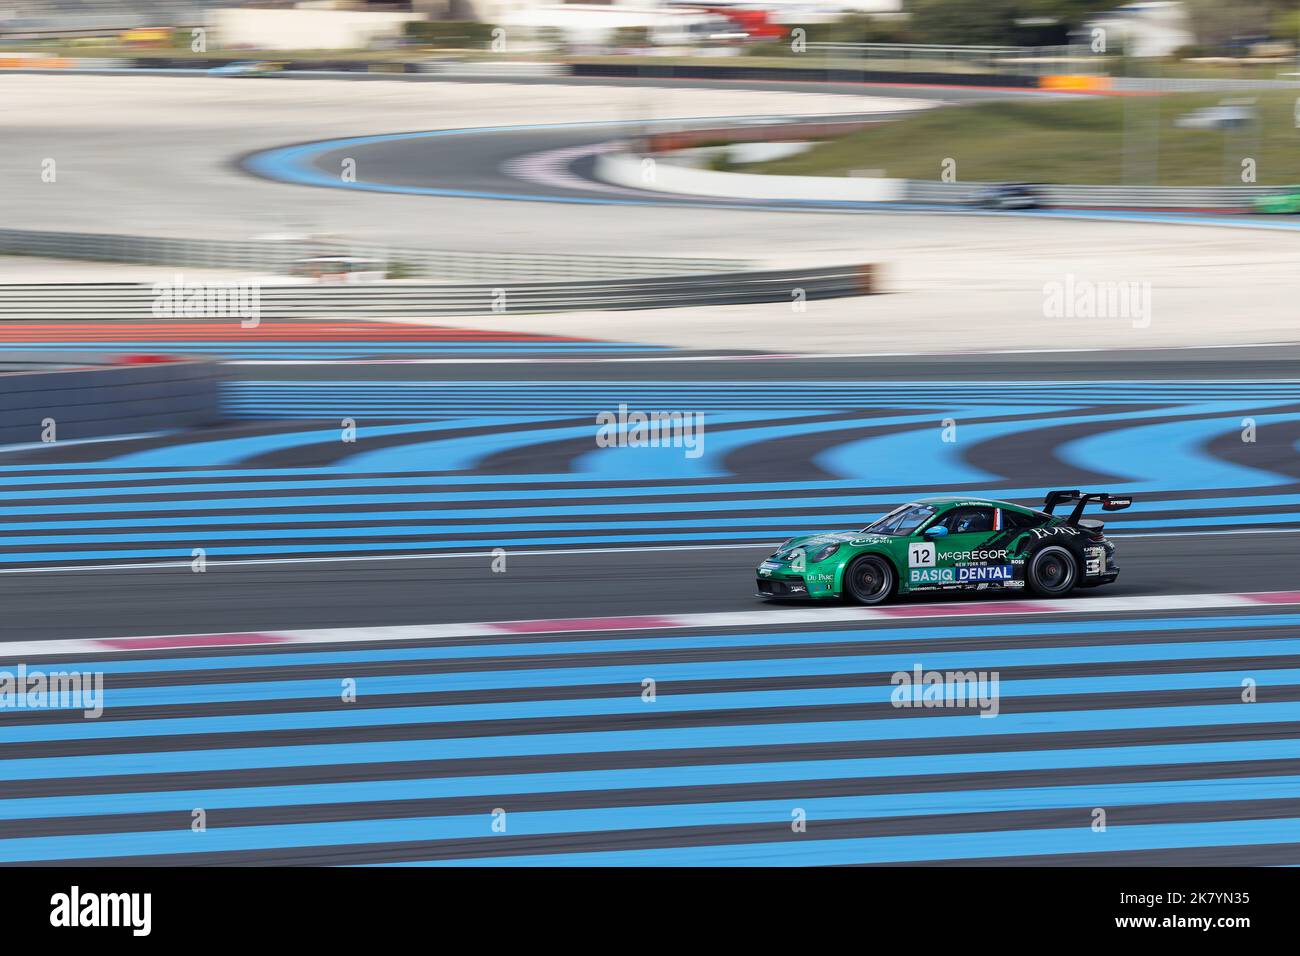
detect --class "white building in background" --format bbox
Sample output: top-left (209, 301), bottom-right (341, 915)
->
top-left (1084, 1), bottom-right (1194, 57)
top-left (209, 0), bottom-right (906, 50)
top-left (464, 0), bottom-right (903, 24)
top-left (210, 6), bottom-right (423, 50)
top-left (476, 0), bottom-right (904, 47)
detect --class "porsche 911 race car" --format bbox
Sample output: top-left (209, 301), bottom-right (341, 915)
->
top-left (755, 490), bottom-right (1131, 605)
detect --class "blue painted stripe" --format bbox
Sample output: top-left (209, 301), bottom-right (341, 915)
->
top-left (6, 518), bottom-right (1300, 563)
top-left (7, 737), bottom-right (1300, 822)
top-left (4, 702), bottom-right (1299, 781)
top-left (407, 816), bottom-right (1300, 866)
top-left (0, 484), bottom-right (1282, 519)
top-left (5, 665), bottom-right (1298, 744)
top-left (64, 633), bottom-right (1300, 706)
top-left (3, 509), bottom-right (1299, 540)
top-left (819, 403), bottom-right (1297, 489)
top-left (2, 776), bottom-right (1299, 864)
top-left (0, 476), bottom-right (1266, 503)
top-left (1060, 412), bottom-right (1300, 491)
top-left (0, 532), bottom-right (785, 564)
top-left (3, 490), bottom-right (1296, 530)
top-left (108, 417), bottom-right (558, 468)
top-left (565, 409), bottom-right (996, 482)
top-left (338, 411), bottom-right (767, 474)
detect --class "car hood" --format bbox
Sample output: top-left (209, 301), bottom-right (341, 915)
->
top-left (772, 530), bottom-right (893, 557)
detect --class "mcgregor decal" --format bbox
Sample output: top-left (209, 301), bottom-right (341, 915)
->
top-left (941, 549), bottom-right (1009, 563)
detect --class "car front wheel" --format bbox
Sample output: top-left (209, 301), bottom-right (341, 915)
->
top-left (843, 555), bottom-right (895, 605)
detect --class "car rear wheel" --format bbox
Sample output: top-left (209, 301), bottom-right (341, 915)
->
top-left (1026, 545), bottom-right (1078, 597)
top-left (844, 555), bottom-right (894, 605)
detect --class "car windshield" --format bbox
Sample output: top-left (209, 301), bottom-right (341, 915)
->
top-left (861, 504), bottom-right (935, 536)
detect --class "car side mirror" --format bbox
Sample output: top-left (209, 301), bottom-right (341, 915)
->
top-left (924, 526), bottom-right (948, 538)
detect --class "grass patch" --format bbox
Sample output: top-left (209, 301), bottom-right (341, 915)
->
top-left (746, 92), bottom-right (1300, 186)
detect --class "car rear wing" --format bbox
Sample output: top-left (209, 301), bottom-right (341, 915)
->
top-left (1042, 490), bottom-right (1133, 525)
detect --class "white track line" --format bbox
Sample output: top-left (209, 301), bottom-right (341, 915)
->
top-left (3, 588), bottom-right (1298, 659)
top-left (0, 529), bottom-right (1296, 576)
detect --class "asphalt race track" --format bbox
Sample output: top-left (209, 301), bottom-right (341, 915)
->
top-left (5, 597), bottom-right (1300, 864)
top-left (1, 334), bottom-right (1296, 633)
top-left (1, 331), bottom-right (1297, 863)
top-left (4, 73), bottom-right (1300, 866)
top-left (241, 108), bottom-right (939, 210)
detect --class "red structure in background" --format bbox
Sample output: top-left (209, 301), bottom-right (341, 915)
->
top-left (703, 7), bottom-right (785, 40)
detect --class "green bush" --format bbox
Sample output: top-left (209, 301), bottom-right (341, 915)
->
top-left (403, 21), bottom-right (497, 49)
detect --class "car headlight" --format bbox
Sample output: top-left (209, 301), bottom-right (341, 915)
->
top-left (808, 543), bottom-right (840, 563)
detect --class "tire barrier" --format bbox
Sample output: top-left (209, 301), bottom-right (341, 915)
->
top-left (0, 266), bottom-right (879, 322)
top-left (0, 354), bottom-right (224, 445)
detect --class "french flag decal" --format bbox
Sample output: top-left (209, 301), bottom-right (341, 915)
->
top-left (993, 509), bottom-right (1003, 530)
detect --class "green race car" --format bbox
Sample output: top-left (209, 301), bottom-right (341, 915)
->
top-left (755, 490), bottom-right (1131, 605)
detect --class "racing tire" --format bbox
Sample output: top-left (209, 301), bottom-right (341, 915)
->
top-left (843, 555), bottom-right (895, 606)
top-left (1026, 545), bottom-right (1078, 598)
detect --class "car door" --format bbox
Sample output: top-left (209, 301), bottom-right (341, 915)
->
top-left (925, 506), bottom-right (1013, 586)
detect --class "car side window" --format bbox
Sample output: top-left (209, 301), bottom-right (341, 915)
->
top-left (1002, 509), bottom-right (1047, 530)
top-left (937, 506), bottom-right (995, 534)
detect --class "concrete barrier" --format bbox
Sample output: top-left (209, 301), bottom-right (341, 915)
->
top-left (597, 152), bottom-right (1279, 212)
top-left (568, 62), bottom-right (1041, 88)
top-left (0, 356), bottom-right (225, 446)
top-left (0, 267), bottom-right (881, 322)
top-left (596, 152), bottom-right (904, 203)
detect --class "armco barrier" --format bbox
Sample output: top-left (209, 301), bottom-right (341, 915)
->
top-left (901, 181), bottom-right (1281, 210)
top-left (0, 356), bottom-right (224, 445)
top-left (0, 229), bottom-right (747, 281)
top-left (597, 151), bottom-right (1280, 211)
top-left (0, 267), bottom-right (878, 321)
top-left (568, 61), bottom-right (1040, 88)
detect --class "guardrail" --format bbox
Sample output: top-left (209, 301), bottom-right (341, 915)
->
top-left (902, 181), bottom-right (1283, 210)
top-left (1109, 76), bottom-right (1300, 92)
top-left (13, 54), bottom-right (1300, 95)
top-left (596, 147), bottom-right (1281, 211)
top-left (0, 228), bottom-right (747, 281)
top-left (567, 61), bottom-right (1041, 89)
top-left (0, 267), bottom-right (879, 321)
top-left (805, 42), bottom-right (1103, 77)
